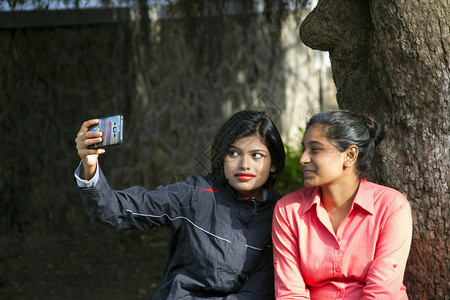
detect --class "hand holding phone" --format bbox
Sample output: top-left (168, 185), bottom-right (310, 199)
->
top-left (75, 115), bottom-right (124, 180)
top-left (87, 115), bottom-right (123, 149)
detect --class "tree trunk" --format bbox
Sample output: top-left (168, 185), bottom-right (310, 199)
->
top-left (300, 0), bottom-right (449, 299)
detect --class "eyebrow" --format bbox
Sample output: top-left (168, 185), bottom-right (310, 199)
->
top-left (301, 140), bottom-right (325, 147)
top-left (229, 145), bottom-right (268, 153)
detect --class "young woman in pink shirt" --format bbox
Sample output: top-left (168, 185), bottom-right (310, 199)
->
top-left (272, 110), bottom-right (413, 299)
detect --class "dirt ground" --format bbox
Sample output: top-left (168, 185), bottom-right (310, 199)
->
top-left (0, 227), bottom-right (169, 300)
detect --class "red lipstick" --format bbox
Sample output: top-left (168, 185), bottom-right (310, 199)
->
top-left (235, 173), bottom-right (255, 181)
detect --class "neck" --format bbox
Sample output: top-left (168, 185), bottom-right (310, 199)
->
top-left (320, 175), bottom-right (361, 214)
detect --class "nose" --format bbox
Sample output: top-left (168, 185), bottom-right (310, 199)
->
top-left (240, 155), bottom-right (251, 170)
top-left (299, 151), bottom-right (309, 166)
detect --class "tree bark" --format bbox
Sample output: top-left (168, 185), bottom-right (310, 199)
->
top-left (300, 0), bottom-right (449, 299)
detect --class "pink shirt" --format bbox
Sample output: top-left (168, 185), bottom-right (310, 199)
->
top-left (272, 179), bottom-right (412, 299)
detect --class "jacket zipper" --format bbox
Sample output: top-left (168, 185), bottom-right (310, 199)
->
top-left (251, 197), bottom-right (258, 215)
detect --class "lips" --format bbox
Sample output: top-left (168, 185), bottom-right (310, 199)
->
top-left (235, 173), bottom-right (255, 181)
top-left (302, 169), bottom-right (315, 175)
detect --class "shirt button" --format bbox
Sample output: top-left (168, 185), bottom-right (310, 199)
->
top-left (335, 267), bottom-right (341, 272)
top-left (337, 292), bottom-right (344, 298)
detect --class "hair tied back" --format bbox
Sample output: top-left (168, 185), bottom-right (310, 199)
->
top-left (361, 113), bottom-right (385, 146)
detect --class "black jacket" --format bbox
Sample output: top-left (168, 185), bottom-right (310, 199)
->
top-left (78, 169), bottom-right (281, 299)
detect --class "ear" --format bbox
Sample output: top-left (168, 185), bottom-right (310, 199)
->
top-left (270, 164), bottom-right (277, 173)
top-left (344, 145), bottom-right (359, 168)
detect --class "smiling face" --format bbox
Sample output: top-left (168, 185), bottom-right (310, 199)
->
top-left (300, 125), bottom-right (350, 188)
top-left (224, 134), bottom-right (276, 199)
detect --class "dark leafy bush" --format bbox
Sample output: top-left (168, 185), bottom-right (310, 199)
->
top-left (276, 127), bottom-right (304, 194)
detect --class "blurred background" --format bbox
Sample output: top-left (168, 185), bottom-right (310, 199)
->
top-left (0, 0), bottom-right (337, 298)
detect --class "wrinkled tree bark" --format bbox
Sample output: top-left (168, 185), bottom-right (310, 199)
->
top-left (300, 0), bottom-right (449, 299)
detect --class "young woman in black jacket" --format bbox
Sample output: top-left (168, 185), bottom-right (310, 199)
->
top-left (75, 110), bottom-right (285, 299)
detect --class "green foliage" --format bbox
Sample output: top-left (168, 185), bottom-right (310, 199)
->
top-left (276, 127), bottom-right (304, 194)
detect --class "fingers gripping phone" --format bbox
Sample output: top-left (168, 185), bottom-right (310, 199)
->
top-left (88, 115), bottom-right (123, 149)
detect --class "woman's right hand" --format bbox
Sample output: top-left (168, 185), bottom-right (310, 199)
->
top-left (75, 119), bottom-right (106, 180)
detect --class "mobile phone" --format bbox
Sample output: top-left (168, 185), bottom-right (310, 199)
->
top-left (88, 115), bottom-right (123, 149)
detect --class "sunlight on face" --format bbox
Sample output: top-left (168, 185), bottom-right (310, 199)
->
top-left (300, 125), bottom-right (347, 188)
top-left (224, 135), bottom-right (276, 199)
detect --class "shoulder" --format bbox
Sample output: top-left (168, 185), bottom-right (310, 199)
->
top-left (168, 173), bottom-right (217, 189)
top-left (178, 173), bottom-right (228, 198)
top-left (275, 187), bottom-right (319, 214)
top-left (159, 174), bottom-right (219, 204)
top-left (364, 181), bottom-right (407, 201)
top-left (280, 187), bottom-right (317, 202)
top-left (361, 180), bottom-right (410, 212)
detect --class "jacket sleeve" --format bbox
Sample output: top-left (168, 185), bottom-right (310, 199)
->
top-left (361, 195), bottom-right (413, 299)
top-left (271, 201), bottom-right (310, 300)
top-left (76, 166), bottom-right (197, 231)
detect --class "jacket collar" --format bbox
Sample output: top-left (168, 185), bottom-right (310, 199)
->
top-left (224, 181), bottom-right (281, 204)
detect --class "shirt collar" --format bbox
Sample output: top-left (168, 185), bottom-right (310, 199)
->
top-left (351, 179), bottom-right (375, 215)
top-left (299, 187), bottom-right (321, 215)
top-left (299, 179), bottom-right (374, 215)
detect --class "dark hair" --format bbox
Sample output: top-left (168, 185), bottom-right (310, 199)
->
top-left (211, 110), bottom-right (285, 185)
top-left (305, 109), bottom-right (385, 178)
